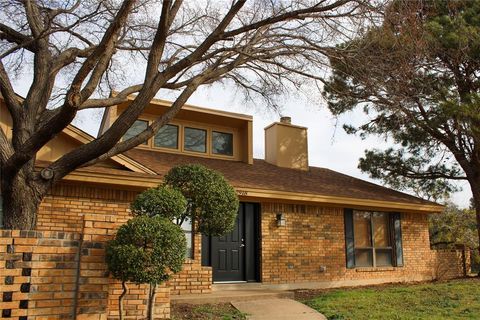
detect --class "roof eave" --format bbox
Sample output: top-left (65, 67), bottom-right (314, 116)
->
top-left (235, 187), bottom-right (443, 214)
top-left (61, 170), bottom-right (442, 214)
top-left (64, 125), bottom-right (157, 174)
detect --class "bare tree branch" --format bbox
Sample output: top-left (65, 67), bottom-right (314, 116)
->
top-left (0, 0), bottom-right (374, 228)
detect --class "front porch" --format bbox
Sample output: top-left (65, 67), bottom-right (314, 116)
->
top-left (171, 283), bottom-right (293, 305)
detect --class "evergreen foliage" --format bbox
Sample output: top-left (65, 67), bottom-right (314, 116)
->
top-left (430, 202), bottom-right (478, 250)
top-left (164, 164), bottom-right (239, 236)
top-left (105, 215), bottom-right (186, 319)
top-left (106, 215), bottom-right (186, 284)
top-left (325, 0), bottom-right (480, 201)
top-left (324, 0), bottom-right (480, 269)
top-left (130, 186), bottom-right (187, 222)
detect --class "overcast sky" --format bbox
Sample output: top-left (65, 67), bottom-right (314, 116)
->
top-left (68, 81), bottom-right (473, 209)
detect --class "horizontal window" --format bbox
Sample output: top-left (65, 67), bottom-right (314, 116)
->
top-left (184, 127), bottom-right (207, 153)
top-left (212, 131), bottom-right (233, 156)
top-left (154, 124), bottom-right (179, 149)
top-left (125, 121), bottom-right (236, 160)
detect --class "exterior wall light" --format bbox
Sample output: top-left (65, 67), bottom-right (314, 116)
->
top-left (276, 213), bottom-right (286, 227)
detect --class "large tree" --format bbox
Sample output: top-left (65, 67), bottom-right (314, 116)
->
top-left (324, 0), bottom-right (480, 262)
top-left (0, 0), bottom-right (370, 229)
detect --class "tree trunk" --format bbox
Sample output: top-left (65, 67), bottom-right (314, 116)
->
top-left (119, 281), bottom-right (127, 320)
top-left (472, 189), bottom-right (480, 277)
top-left (147, 283), bottom-right (157, 320)
top-left (1, 171), bottom-right (44, 230)
top-left (474, 208), bottom-right (480, 277)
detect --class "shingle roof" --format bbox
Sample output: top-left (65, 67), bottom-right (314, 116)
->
top-left (124, 149), bottom-right (437, 206)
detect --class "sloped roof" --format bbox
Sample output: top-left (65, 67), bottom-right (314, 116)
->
top-left (125, 149), bottom-right (438, 207)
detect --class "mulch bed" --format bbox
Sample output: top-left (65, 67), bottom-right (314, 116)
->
top-left (171, 302), bottom-right (245, 320)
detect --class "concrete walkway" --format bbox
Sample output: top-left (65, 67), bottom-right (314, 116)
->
top-left (232, 298), bottom-right (327, 320)
top-left (171, 289), bottom-right (293, 305)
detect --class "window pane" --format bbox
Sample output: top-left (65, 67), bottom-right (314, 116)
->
top-left (354, 212), bottom-right (372, 248)
top-left (375, 249), bottom-right (393, 266)
top-left (212, 131), bottom-right (233, 156)
top-left (180, 218), bottom-right (192, 232)
top-left (154, 124), bottom-right (178, 149)
top-left (179, 218), bottom-right (193, 259)
top-left (373, 213), bottom-right (390, 247)
top-left (123, 120), bottom-right (148, 145)
top-left (184, 127), bottom-right (206, 153)
top-left (185, 231), bottom-right (193, 259)
top-left (355, 249), bottom-right (373, 267)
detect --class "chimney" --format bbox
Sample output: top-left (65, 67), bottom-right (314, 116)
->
top-left (265, 116), bottom-right (308, 171)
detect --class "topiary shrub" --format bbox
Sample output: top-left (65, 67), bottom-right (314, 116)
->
top-left (163, 164), bottom-right (239, 236)
top-left (130, 185), bottom-right (187, 223)
top-left (106, 215), bottom-right (186, 320)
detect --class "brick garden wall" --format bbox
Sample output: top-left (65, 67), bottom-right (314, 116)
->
top-left (0, 227), bottom-right (170, 320)
top-left (432, 249), bottom-right (471, 280)
top-left (260, 203), bottom-right (468, 287)
top-left (0, 230), bottom-right (79, 320)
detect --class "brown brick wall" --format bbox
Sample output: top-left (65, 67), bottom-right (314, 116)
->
top-left (0, 230), bottom-right (80, 319)
top-left (168, 233), bottom-right (212, 295)
top-left (0, 224), bottom-right (170, 319)
top-left (37, 183), bottom-right (136, 233)
top-left (9, 183), bottom-right (466, 318)
top-left (107, 281), bottom-right (169, 320)
top-left (432, 249), bottom-right (471, 280)
top-left (29, 183), bottom-right (210, 316)
top-left (260, 202), bottom-right (467, 286)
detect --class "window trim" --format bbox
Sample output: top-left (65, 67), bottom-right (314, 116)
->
top-left (211, 130), bottom-right (234, 156)
top-left (121, 118), bottom-right (238, 160)
top-left (153, 123), bottom-right (180, 150)
top-left (183, 126), bottom-right (208, 154)
top-left (352, 211), bottom-right (394, 268)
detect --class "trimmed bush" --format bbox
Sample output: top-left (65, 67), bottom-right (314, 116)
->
top-left (106, 215), bottom-right (186, 320)
top-left (130, 185), bottom-right (187, 222)
top-left (163, 164), bottom-right (239, 236)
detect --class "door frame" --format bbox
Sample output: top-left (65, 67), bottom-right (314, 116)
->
top-left (201, 202), bottom-right (261, 283)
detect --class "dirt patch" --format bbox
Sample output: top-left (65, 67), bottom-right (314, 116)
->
top-left (171, 302), bottom-right (246, 320)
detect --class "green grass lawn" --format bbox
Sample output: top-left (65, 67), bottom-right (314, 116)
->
top-left (300, 278), bottom-right (480, 320)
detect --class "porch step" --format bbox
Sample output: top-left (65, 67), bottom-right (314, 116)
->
top-left (171, 289), bottom-right (294, 305)
top-left (212, 282), bottom-right (264, 291)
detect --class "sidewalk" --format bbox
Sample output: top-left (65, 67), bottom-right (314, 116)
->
top-left (232, 298), bottom-right (327, 320)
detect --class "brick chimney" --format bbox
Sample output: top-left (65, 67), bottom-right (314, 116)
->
top-left (264, 116), bottom-right (308, 171)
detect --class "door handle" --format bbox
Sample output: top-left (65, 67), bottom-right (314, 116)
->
top-left (240, 244), bottom-right (245, 247)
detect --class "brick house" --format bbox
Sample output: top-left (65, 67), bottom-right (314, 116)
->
top-left (0, 96), bottom-right (468, 319)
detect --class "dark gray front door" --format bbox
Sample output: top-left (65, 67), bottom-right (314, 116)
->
top-left (211, 208), bottom-right (245, 282)
top-left (205, 203), bottom-right (259, 282)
